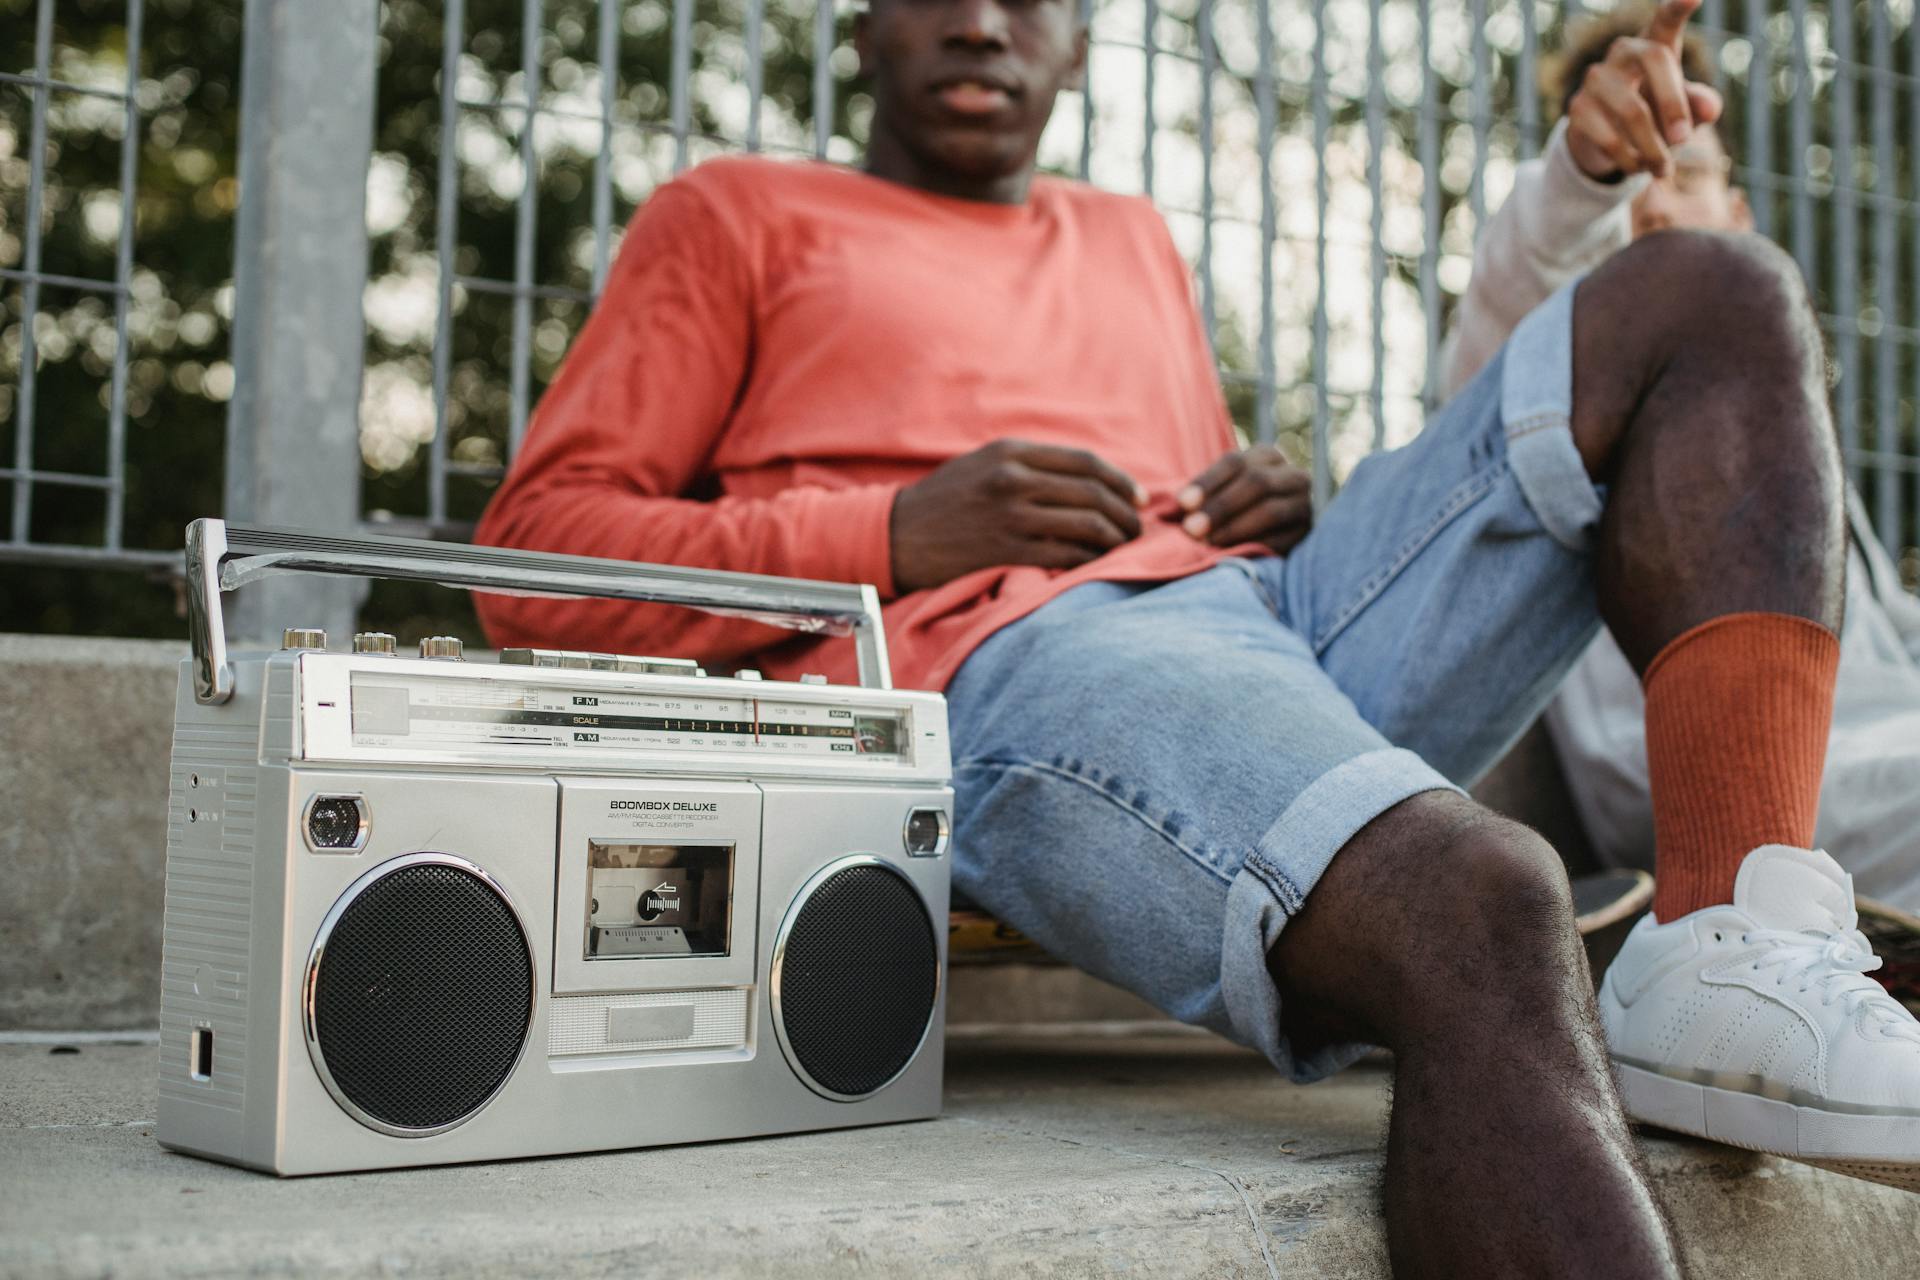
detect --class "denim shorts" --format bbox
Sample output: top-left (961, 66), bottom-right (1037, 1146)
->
top-left (945, 281), bottom-right (1608, 1082)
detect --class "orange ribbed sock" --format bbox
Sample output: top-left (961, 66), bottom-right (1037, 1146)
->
top-left (1642, 612), bottom-right (1839, 923)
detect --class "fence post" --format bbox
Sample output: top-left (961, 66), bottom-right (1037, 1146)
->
top-left (221, 0), bottom-right (379, 644)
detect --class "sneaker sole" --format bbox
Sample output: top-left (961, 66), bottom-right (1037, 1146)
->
top-left (1615, 1062), bottom-right (1920, 1193)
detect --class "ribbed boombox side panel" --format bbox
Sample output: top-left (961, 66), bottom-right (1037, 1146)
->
top-left (158, 719), bottom-right (259, 1113)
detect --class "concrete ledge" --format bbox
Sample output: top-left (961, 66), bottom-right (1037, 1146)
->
top-left (0, 633), bottom-right (1596, 1033)
top-left (0, 633), bottom-right (1162, 1032)
top-left (0, 635), bottom-right (186, 1030)
top-left (4, 1037), bottom-right (1916, 1278)
top-left (947, 966), bottom-right (1164, 1026)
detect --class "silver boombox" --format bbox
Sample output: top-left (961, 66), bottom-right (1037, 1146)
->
top-left (157, 519), bottom-right (952, 1176)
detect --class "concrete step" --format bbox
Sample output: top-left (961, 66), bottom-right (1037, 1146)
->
top-left (3, 1036), bottom-right (1914, 1278)
top-left (0, 634), bottom-right (186, 1031)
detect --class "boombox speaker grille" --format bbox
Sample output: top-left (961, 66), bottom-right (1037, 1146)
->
top-left (773, 860), bottom-right (939, 1100)
top-left (308, 857), bottom-right (533, 1135)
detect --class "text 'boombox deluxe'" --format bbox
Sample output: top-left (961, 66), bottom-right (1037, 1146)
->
top-left (158, 520), bottom-right (952, 1176)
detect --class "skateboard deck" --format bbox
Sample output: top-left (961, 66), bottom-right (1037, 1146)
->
top-left (948, 909), bottom-right (1051, 964)
top-left (1571, 869), bottom-right (1655, 935)
top-left (1857, 893), bottom-right (1920, 1016)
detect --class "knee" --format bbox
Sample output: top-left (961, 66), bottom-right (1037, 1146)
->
top-left (1575, 230), bottom-right (1835, 479)
top-left (1433, 815), bottom-right (1577, 949)
top-left (1271, 793), bottom-right (1586, 1046)
top-left (1598, 229), bottom-right (1816, 358)
top-left (1369, 798), bottom-right (1579, 989)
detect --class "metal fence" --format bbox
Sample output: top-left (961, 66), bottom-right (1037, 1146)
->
top-left (1, 0), bottom-right (152, 566)
top-left (4, 0), bottom-right (1918, 633)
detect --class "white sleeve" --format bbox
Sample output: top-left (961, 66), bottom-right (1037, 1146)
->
top-left (1845, 485), bottom-right (1920, 661)
top-left (1870, 551), bottom-right (1920, 663)
top-left (1889, 593), bottom-right (1920, 664)
top-left (1440, 119), bottom-right (1648, 401)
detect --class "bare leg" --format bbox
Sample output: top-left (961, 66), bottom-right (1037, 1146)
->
top-left (1260, 231), bottom-right (1846, 1274)
top-left (1567, 229), bottom-right (1845, 667)
top-left (1574, 230), bottom-right (1845, 922)
top-left (1272, 792), bottom-right (1681, 1278)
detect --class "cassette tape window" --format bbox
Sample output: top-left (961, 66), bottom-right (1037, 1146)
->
top-left (585, 842), bottom-right (732, 959)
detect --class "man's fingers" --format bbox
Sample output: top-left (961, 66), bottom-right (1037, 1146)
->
top-left (1685, 82), bottom-right (1723, 127)
top-left (1642, 0), bottom-right (1701, 51)
top-left (1573, 94), bottom-right (1641, 177)
top-left (1184, 470), bottom-right (1265, 538)
top-left (1020, 539), bottom-right (1105, 572)
top-left (1024, 472), bottom-right (1144, 539)
top-left (1016, 442), bottom-right (1149, 506)
top-left (1591, 65), bottom-right (1671, 175)
top-left (1016, 504), bottom-right (1133, 553)
top-left (1581, 106), bottom-right (1638, 177)
top-left (1627, 38), bottom-right (1694, 145)
top-left (1178, 451), bottom-right (1244, 512)
top-left (1566, 93), bottom-right (1633, 178)
top-left (1209, 494), bottom-right (1313, 550)
top-left (1185, 463), bottom-right (1309, 539)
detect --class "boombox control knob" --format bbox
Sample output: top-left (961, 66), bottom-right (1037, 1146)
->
top-left (353, 631), bottom-right (397, 655)
top-left (282, 628), bottom-right (328, 650)
top-left (418, 636), bottom-right (464, 661)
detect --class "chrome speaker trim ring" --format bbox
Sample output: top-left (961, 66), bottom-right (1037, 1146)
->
top-left (301, 851), bottom-right (536, 1139)
top-left (768, 854), bottom-right (941, 1104)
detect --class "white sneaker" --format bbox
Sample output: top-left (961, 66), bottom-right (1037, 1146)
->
top-left (1598, 844), bottom-right (1920, 1190)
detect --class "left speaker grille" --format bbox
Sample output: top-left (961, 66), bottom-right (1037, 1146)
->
top-left (311, 861), bottom-right (532, 1132)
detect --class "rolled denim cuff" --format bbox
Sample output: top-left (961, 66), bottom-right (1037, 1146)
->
top-left (1220, 747), bottom-right (1460, 1083)
top-left (1500, 279), bottom-right (1605, 554)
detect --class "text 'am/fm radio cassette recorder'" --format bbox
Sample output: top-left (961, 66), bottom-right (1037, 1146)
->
top-left (157, 519), bottom-right (952, 1176)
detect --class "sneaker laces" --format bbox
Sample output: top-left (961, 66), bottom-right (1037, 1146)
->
top-left (1744, 927), bottom-right (1920, 1044)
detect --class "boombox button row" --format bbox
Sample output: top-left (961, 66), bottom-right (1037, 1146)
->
top-left (500, 647), bottom-right (708, 677)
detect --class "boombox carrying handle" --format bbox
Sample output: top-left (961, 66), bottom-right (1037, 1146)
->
top-left (184, 517), bottom-right (893, 704)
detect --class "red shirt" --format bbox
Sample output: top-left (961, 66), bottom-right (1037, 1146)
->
top-left (474, 156), bottom-right (1247, 690)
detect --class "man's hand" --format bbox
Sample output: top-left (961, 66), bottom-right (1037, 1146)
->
top-left (890, 439), bottom-right (1148, 593)
top-left (1176, 444), bottom-right (1312, 555)
top-left (1565, 0), bottom-right (1724, 182)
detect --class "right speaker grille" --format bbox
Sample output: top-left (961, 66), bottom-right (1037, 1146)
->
top-left (773, 862), bottom-right (939, 1099)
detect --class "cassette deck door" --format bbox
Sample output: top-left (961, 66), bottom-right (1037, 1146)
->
top-left (552, 777), bottom-right (761, 995)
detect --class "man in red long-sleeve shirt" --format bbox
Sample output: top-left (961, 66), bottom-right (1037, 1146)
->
top-left (478, 0), bottom-right (1918, 1262)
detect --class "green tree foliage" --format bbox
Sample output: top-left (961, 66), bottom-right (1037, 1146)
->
top-left (2, 0), bottom-right (241, 634)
